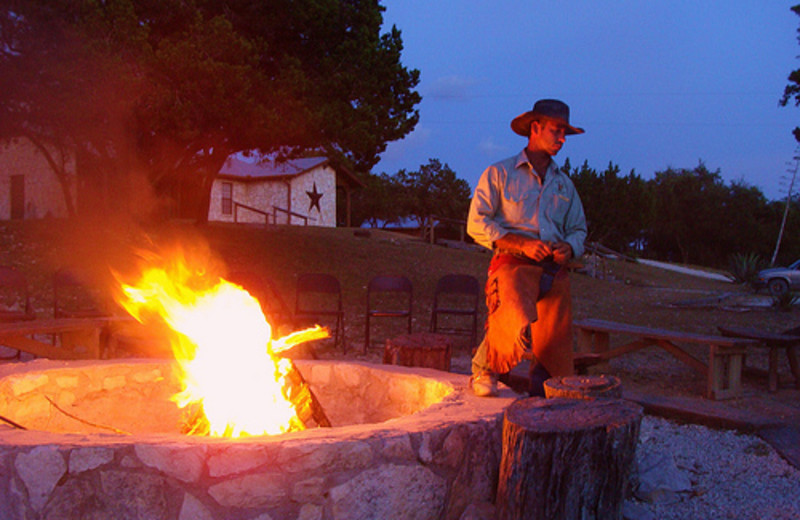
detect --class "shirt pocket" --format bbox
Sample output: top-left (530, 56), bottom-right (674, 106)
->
top-left (501, 185), bottom-right (532, 223)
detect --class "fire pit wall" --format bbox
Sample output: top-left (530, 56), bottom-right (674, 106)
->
top-left (0, 359), bottom-right (515, 520)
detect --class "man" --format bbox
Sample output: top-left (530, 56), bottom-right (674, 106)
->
top-left (467, 99), bottom-right (587, 397)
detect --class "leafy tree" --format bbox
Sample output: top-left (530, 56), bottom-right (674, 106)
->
top-left (569, 160), bottom-right (652, 255)
top-left (395, 159), bottom-right (471, 237)
top-left (351, 172), bottom-right (405, 228)
top-left (781, 4), bottom-right (800, 142)
top-left (0, 0), bottom-right (421, 223)
top-left (647, 163), bottom-right (732, 266)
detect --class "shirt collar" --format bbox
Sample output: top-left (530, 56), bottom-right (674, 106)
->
top-left (514, 149), bottom-right (559, 178)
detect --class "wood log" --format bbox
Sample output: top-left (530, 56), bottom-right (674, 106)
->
top-left (285, 360), bottom-right (331, 428)
top-left (544, 374), bottom-right (622, 400)
top-left (383, 332), bottom-right (452, 371)
top-left (496, 397), bottom-right (643, 520)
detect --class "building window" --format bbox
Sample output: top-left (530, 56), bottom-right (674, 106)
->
top-left (221, 182), bottom-right (233, 215)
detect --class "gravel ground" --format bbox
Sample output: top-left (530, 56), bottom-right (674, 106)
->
top-left (633, 416), bottom-right (800, 520)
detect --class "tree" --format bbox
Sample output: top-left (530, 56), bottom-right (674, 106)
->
top-left (351, 172), bottom-right (405, 228)
top-left (569, 160), bottom-right (652, 255)
top-left (395, 159), bottom-right (471, 237)
top-left (0, 0), bottom-right (421, 223)
top-left (647, 163), bottom-right (731, 266)
top-left (781, 4), bottom-right (800, 142)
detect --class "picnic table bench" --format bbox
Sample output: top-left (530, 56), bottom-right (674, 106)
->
top-left (0, 317), bottom-right (129, 360)
top-left (718, 325), bottom-right (800, 393)
top-left (573, 318), bottom-right (757, 400)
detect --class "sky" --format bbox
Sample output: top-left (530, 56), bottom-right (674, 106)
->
top-left (374, 0), bottom-right (800, 202)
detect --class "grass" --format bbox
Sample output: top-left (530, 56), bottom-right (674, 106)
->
top-left (2, 219), bottom-right (799, 401)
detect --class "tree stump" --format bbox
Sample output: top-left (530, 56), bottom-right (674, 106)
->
top-left (383, 332), bottom-right (452, 371)
top-left (544, 374), bottom-right (622, 400)
top-left (496, 397), bottom-right (643, 520)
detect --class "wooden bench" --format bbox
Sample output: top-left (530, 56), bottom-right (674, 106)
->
top-left (573, 318), bottom-right (756, 400)
top-left (718, 326), bottom-right (800, 393)
top-left (0, 317), bottom-right (126, 360)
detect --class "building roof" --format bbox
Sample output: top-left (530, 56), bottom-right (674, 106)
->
top-left (218, 155), bottom-right (364, 189)
top-left (218, 156), bottom-right (330, 181)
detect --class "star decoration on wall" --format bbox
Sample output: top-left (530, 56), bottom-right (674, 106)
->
top-left (306, 182), bottom-right (323, 212)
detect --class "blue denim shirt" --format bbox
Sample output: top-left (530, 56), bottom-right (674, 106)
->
top-left (467, 150), bottom-right (587, 258)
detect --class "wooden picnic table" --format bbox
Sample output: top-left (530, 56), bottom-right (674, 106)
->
top-left (0, 317), bottom-right (132, 360)
top-left (718, 325), bottom-right (800, 392)
top-left (573, 318), bottom-right (757, 400)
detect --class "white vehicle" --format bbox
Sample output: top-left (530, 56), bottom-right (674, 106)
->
top-left (756, 259), bottom-right (800, 295)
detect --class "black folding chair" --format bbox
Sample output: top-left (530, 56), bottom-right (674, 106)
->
top-left (365, 275), bottom-right (413, 354)
top-left (430, 274), bottom-right (480, 349)
top-left (294, 273), bottom-right (346, 353)
top-left (0, 266), bottom-right (36, 359)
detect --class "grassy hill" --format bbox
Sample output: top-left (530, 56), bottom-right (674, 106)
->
top-left (0, 220), bottom-right (796, 376)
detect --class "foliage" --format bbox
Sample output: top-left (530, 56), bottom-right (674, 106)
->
top-left (351, 172), bottom-right (405, 228)
top-left (355, 159), bottom-right (470, 234)
top-left (565, 158), bottom-right (798, 268)
top-left (568, 159), bottom-right (652, 254)
top-left (728, 252), bottom-right (767, 290)
top-left (771, 290), bottom-right (799, 312)
top-left (781, 4), bottom-right (800, 142)
top-left (0, 0), bottom-right (421, 222)
top-left (395, 159), bottom-right (471, 235)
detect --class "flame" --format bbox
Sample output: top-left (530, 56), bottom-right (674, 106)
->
top-left (114, 249), bottom-right (328, 438)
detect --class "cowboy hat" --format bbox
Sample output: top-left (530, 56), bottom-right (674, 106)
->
top-left (511, 99), bottom-right (585, 137)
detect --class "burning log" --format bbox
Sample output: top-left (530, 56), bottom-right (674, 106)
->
top-left (284, 359), bottom-right (332, 428)
top-left (181, 357), bottom-right (331, 436)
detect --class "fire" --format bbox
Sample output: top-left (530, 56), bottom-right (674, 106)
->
top-left (114, 250), bottom-right (328, 438)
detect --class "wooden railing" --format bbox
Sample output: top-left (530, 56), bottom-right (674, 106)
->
top-left (424, 215), bottom-right (467, 244)
top-left (233, 202), bottom-right (315, 226)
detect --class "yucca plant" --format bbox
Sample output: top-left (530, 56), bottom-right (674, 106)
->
top-left (728, 252), bottom-right (766, 291)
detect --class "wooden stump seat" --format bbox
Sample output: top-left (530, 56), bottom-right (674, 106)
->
top-left (383, 332), bottom-right (452, 371)
top-left (496, 397), bottom-right (643, 520)
top-left (544, 374), bottom-right (622, 400)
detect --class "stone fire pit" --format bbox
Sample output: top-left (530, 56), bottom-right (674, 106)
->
top-left (0, 359), bottom-right (515, 520)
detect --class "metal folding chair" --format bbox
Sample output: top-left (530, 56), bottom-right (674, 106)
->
top-left (294, 273), bottom-right (346, 353)
top-left (365, 275), bottom-right (413, 354)
top-left (430, 274), bottom-right (480, 349)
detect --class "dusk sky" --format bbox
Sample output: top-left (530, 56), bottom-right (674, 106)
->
top-left (375, 1), bottom-right (800, 202)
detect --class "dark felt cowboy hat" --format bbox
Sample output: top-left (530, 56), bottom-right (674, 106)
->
top-left (511, 99), bottom-right (585, 137)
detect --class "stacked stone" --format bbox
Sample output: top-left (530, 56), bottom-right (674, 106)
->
top-left (0, 359), bottom-right (515, 520)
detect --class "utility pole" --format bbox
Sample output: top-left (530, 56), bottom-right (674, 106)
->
top-left (771, 150), bottom-right (799, 266)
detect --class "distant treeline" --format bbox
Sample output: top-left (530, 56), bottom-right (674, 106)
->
top-left (565, 159), bottom-right (799, 268)
top-left (354, 158), bottom-right (798, 269)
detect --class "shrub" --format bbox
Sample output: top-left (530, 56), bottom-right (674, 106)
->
top-left (728, 252), bottom-right (766, 290)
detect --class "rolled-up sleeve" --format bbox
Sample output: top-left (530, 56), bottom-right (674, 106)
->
top-left (467, 166), bottom-right (507, 250)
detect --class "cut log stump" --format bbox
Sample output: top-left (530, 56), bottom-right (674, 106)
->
top-left (383, 332), bottom-right (452, 371)
top-left (544, 374), bottom-right (622, 400)
top-left (496, 397), bottom-right (643, 520)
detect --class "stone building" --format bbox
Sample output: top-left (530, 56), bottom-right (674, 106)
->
top-left (0, 140), bottom-right (73, 220)
top-left (210, 156), bottom-right (363, 227)
top-left (0, 143), bottom-right (362, 226)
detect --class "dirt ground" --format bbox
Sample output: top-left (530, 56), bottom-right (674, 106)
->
top-left (336, 257), bottom-right (800, 428)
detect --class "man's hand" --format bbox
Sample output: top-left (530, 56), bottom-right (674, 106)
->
top-left (551, 241), bottom-right (573, 265)
top-left (521, 239), bottom-right (554, 262)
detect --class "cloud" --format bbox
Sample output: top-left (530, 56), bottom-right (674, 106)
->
top-left (425, 75), bottom-right (477, 100)
top-left (478, 136), bottom-right (509, 158)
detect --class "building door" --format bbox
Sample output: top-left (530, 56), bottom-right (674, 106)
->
top-left (10, 175), bottom-right (24, 220)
